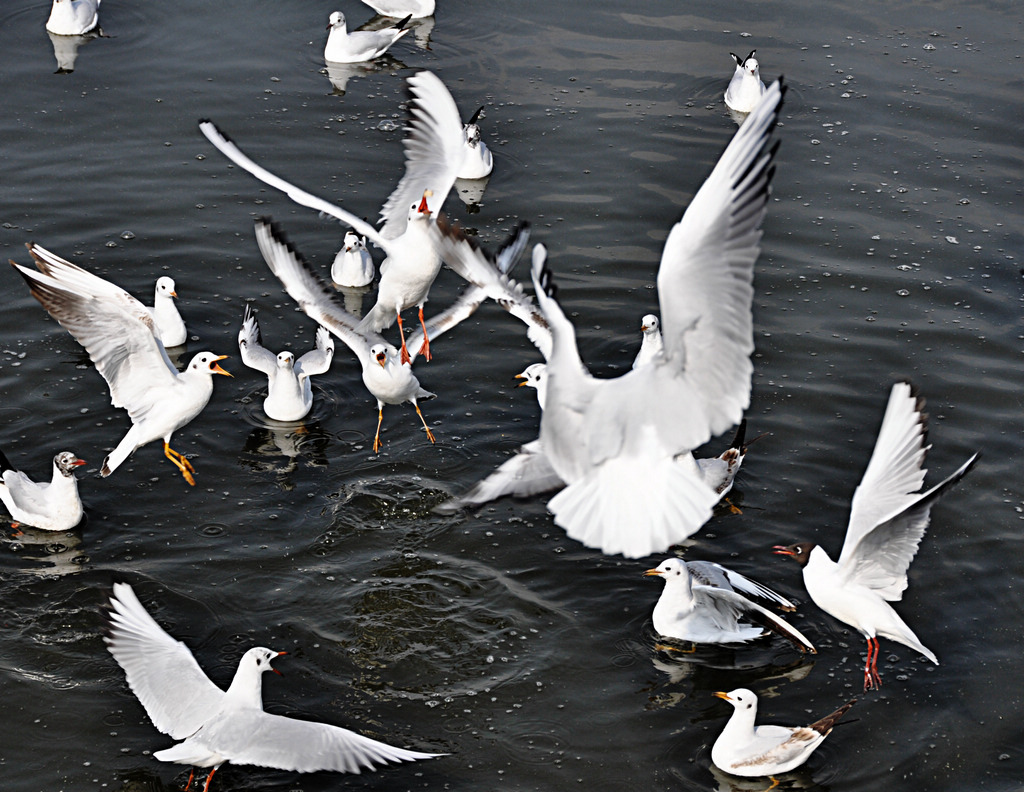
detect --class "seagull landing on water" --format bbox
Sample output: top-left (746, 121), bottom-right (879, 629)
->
top-left (238, 305), bottom-right (334, 422)
top-left (0, 448), bottom-right (85, 532)
top-left (105, 583), bottom-right (441, 792)
top-left (711, 688), bottom-right (855, 779)
top-left (724, 50), bottom-right (767, 114)
top-left (11, 244), bottom-right (231, 486)
top-left (643, 558), bottom-right (815, 653)
top-left (200, 70), bottom-right (468, 366)
top-left (46, 0), bottom-right (99, 36)
top-left (324, 11), bottom-right (411, 64)
top-left (774, 381), bottom-right (978, 691)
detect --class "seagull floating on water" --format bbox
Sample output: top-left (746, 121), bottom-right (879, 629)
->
top-left (644, 558), bottom-right (815, 652)
top-left (253, 218), bottom-right (528, 451)
top-left (12, 243), bottom-right (231, 486)
top-left (46, 0), bottom-right (99, 36)
top-left (774, 381), bottom-right (978, 690)
top-left (724, 50), bottom-right (767, 114)
top-left (632, 314), bottom-right (664, 369)
top-left (238, 305), bottom-right (334, 422)
top-left (324, 11), bottom-right (411, 64)
top-left (457, 106), bottom-right (494, 180)
top-left (105, 582), bottom-right (440, 792)
top-left (711, 688), bottom-right (855, 779)
top-left (0, 448), bottom-right (85, 532)
top-left (200, 70), bottom-right (468, 365)
top-left (148, 276), bottom-right (187, 347)
top-left (332, 230), bottom-right (375, 288)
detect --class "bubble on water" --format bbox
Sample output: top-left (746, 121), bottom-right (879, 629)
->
top-left (896, 289), bottom-right (910, 297)
top-left (945, 236), bottom-right (959, 244)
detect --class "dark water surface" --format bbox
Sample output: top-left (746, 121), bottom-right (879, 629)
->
top-left (1, 1), bottom-right (1021, 790)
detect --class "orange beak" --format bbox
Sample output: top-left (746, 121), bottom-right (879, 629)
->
top-left (417, 189), bottom-right (433, 215)
top-left (376, 351), bottom-right (387, 368)
top-left (714, 691), bottom-right (731, 702)
top-left (772, 545), bottom-right (795, 556)
top-left (72, 458), bottom-right (87, 467)
top-left (211, 354), bottom-right (233, 377)
top-left (170, 290), bottom-right (178, 298)
top-left (642, 568), bottom-right (663, 577)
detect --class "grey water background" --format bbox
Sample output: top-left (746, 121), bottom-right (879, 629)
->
top-left (0, 0), bottom-right (1021, 790)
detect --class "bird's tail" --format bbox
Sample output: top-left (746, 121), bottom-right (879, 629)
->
top-left (356, 301), bottom-right (393, 334)
top-left (547, 455), bottom-right (719, 559)
top-left (101, 432), bottom-right (138, 477)
top-left (809, 700), bottom-right (857, 736)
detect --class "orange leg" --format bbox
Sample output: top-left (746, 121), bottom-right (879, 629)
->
top-left (183, 768), bottom-right (195, 790)
top-left (164, 442), bottom-right (196, 486)
top-left (863, 636), bottom-right (882, 691)
top-left (418, 305), bottom-right (431, 362)
top-left (396, 312), bottom-right (411, 364)
top-left (201, 766), bottom-right (219, 792)
top-left (373, 407), bottom-right (385, 453)
top-left (413, 402), bottom-right (436, 444)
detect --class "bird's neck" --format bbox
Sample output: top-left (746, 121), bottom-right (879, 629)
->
top-left (222, 664), bottom-right (265, 711)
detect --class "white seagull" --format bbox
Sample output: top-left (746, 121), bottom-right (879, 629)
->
top-left (200, 70), bottom-right (467, 365)
top-left (148, 276), bottom-right (187, 347)
top-left (631, 313), bottom-right (664, 369)
top-left (12, 244), bottom-right (231, 486)
top-left (643, 558), bottom-right (815, 652)
top-left (105, 582), bottom-right (440, 792)
top-left (46, 0), bottom-right (99, 36)
top-left (774, 381), bottom-right (978, 690)
top-left (458, 106), bottom-right (494, 180)
top-left (324, 11), bottom-right (411, 64)
top-left (238, 305), bottom-right (334, 422)
top-left (724, 50), bottom-right (767, 114)
top-left (462, 80), bottom-right (784, 558)
top-left (332, 230), bottom-right (375, 288)
top-left (253, 217), bottom-right (528, 452)
top-left (711, 688), bottom-right (855, 779)
top-left (360, 0), bottom-right (434, 18)
top-left (0, 448), bottom-right (85, 532)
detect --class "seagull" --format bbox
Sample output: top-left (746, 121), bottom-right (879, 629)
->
top-left (457, 106), bottom-right (494, 180)
top-left (0, 448), bottom-right (85, 532)
top-left (200, 70), bottom-right (468, 365)
top-left (773, 381), bottom-right (978, 690)
top-left (644, 558), bottom-right (815, 652)
top-left (631, 314), bottom-right (664, 369)
top-left (25, 244), bottom-right (187, 350)
top-left (437, 81), bottom-right (784, 557)
top-left (725, 50), bottom-right (767, 114)
top-left (332, 230), bottom-right (375, 288)
top-left (252, 217), bottom-right (528, 452)
top-left (148, 276), bottom-right (187, 347)
top-left (711, 688), bottom-right (855, 779)
top-left (515, 362), bottom-right (547, 408)
top-left (105, 582), bottom-right (440, 792)
top-left (359, 0), bottom-right (434, 19)
top-left (238, 305), bottom-right (334, 422)
top-left (11, 244), bottom-right (231, 486)
top-left (46, 0), bottom-right (99, 36)
top-left (324, 11), bottom-right (411, 64)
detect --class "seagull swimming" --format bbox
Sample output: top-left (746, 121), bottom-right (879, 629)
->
top-left (46, 0), bottom-right (99, 36)
top-left (253, 217), bottom-right (528, 451)
top-left (359, 0), bottom-right (434, 18)
top-left (148, 276), bottom-right (187, 347)
top-left (712, 688), bottom-right (855, 778)
top-left (631, 314), bottom-right (664, 369)
top-left (200, 70), bottom-right (468, 365)
top-left (724, 50), bottom-right (767, 114)
top-left (774, 381), bottom-right (978, 690)
top-left (644, 558), bottom-right (815, 652)
top-left (12, 244), bottom-right (231, 486)
top-left (105, 582), bottom-right (440, 792)
top-left (332, 230), bottom-right (375, 288)
top-left (441, 80), bottom-right (783, 557)
top-left (0, 448), bottom-right (85, 532)
top-left (238, 305), bottom-right (334, 422)
top-left (458, 106), bottom-right (494, 180)
top-left (324, 11), bottom-right (411, 64)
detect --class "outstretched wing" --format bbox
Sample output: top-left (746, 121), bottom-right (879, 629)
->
top-left (695, 585), bottom-right (816, 653)
top-left (238, 304), bottom-right (279, 376)
top-left (105, 583), bottom-right (225, 740)
top-left (656, 79), bottom-right (785, 438)
top-left (296, 326), bottom-right (335, 376)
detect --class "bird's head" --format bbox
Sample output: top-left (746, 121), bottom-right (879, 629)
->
top-left (55, 452), bottom-right (86, 477)
top-left (772, 542), bottom-right (815, 567)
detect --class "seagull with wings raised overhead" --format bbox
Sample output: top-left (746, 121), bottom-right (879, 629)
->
top-left (774, 381), bottom-right (977, 690)
top-left (200, 71), bottom-right (468, 366)
top-left (252, 217), bottom-right (528, 452)
top-left (106, 583), bottom-right (440, 792)
top-left (238, 305), bottom-right (334, 422)
top-left (11, 244), bottom-right (230, 486)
